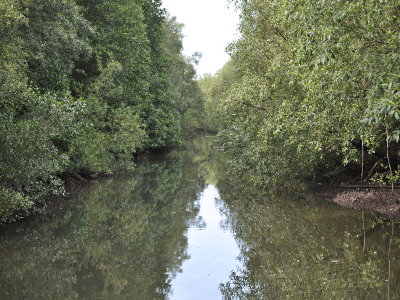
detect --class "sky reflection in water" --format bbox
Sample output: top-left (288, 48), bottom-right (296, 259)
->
top-left (169, 185), bottom-right (240, 299)
top-left (0, 135), bottom-right (399, 299)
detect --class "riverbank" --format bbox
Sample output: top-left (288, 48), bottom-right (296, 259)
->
top-left (6, 180), bottom-right (400, 227)
top-left (1, 148), bottom-right (177, 226)
top-left (3, 143), bottom-right (400, 227)
top-left (47, 178), bottom-right (400, 222)
top-left (310, 182), bottom-right (400, 221)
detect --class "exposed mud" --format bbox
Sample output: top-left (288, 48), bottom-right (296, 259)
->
top-left (310, 183), bottom-right (400, 221)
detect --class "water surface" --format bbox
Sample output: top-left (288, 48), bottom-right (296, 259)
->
top-left (0, 135), bottom-right (399, 299)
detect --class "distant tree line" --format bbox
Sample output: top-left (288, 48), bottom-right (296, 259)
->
top-left (0, 0), bottom-right (204, 222)
top-left (199, 0), bottom-right (400, 189)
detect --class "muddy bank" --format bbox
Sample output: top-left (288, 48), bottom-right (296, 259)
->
top-left (310, 184), bottom-right (400, 221)
top-left (1, 149), bottom-right (174, 227)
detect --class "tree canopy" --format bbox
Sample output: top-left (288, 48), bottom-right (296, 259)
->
top-left (0, 0), bottom-right (203, 222)
top-left (162, 13), bottom-right (205, 138)
top-left (201, 0), bottom-right (400, 189)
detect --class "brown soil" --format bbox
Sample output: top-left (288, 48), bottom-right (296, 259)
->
top-left (310, 183), bottom-right (400, 221)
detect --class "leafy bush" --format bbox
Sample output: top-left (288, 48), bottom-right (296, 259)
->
top-left (0, 0), bottom-right (187, 222)
top-left (212, 0), bottom-right (400, 187)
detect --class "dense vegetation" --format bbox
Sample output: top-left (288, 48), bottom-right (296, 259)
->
top-left (0, 0), bottom-right (204, 222)
top-left (199, 0), bottom-right (400, 189)
top-left (4, 0), bottom-right (400, 222)
top-left (0, 152), bottom-right (208, 298)
top-left (162, 13), bottom-right (205, 138)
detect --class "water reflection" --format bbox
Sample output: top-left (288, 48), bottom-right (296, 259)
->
top-left (0, 135), bottom-right (399, 299)
top-left (169, 186), bottom-right (240, 299)
top-left (216, 178), bottom-right (400, 299)
top-left (0, 150), bottom-right (208, 299)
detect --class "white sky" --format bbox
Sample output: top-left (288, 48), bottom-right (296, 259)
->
top-left (161, 0), bottom-right (240, 77)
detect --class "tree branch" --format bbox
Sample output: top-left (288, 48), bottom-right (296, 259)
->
top-left (241, 101), bottom-right (268, 112)
top-left (257, 9), bottom-right (287, 41)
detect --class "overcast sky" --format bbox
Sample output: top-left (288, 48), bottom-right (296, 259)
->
top-left (161, 0), bottom-right (240, 77)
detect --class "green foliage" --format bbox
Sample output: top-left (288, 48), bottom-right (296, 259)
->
top-left (162, 13), bottom-right (205, 138)
top-left (0, 146), bottom-right (207, 298)
top-left (20, 0), bottom-right (93, 93)
top-left (0, 1), bottom-right (74, 221)
top-left (0, 91), bottom-right (84, 221)
top-left (64, 59), bottom-right (146, 175)
top-left (0, 0), bottom-right (29, 110)
top-left (0, 0), bottom-right (197, 222)
top-left (75, 0), bottom-right (180, 148)
top-left (212, 0), bottom-right (400, 188)
top-left (0, 189), bottom-right (32, 223)
top-left (198, 60), bottom-right (241, 132)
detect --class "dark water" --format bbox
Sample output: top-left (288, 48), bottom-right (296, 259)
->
top-left (0, 135), bottom-right (399, 299)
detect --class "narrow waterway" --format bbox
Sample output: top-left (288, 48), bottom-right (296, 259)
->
top-left (0, 135), bottom-right (399, 299)
top-left (169, 186), bottom-right (240, 299)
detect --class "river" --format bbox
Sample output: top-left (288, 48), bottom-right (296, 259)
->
top-left (0, 135), bottom-right (399, 299)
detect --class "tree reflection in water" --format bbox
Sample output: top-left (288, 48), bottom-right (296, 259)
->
top-left (1, 135), bottom-right (399, 299)
top-left (217, 177), bottom-right (400, 299)
top-left (0, 151), bottom-right (207, 299)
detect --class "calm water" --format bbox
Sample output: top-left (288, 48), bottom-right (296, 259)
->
top-left (0, 135), bottom-right (399, 299)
